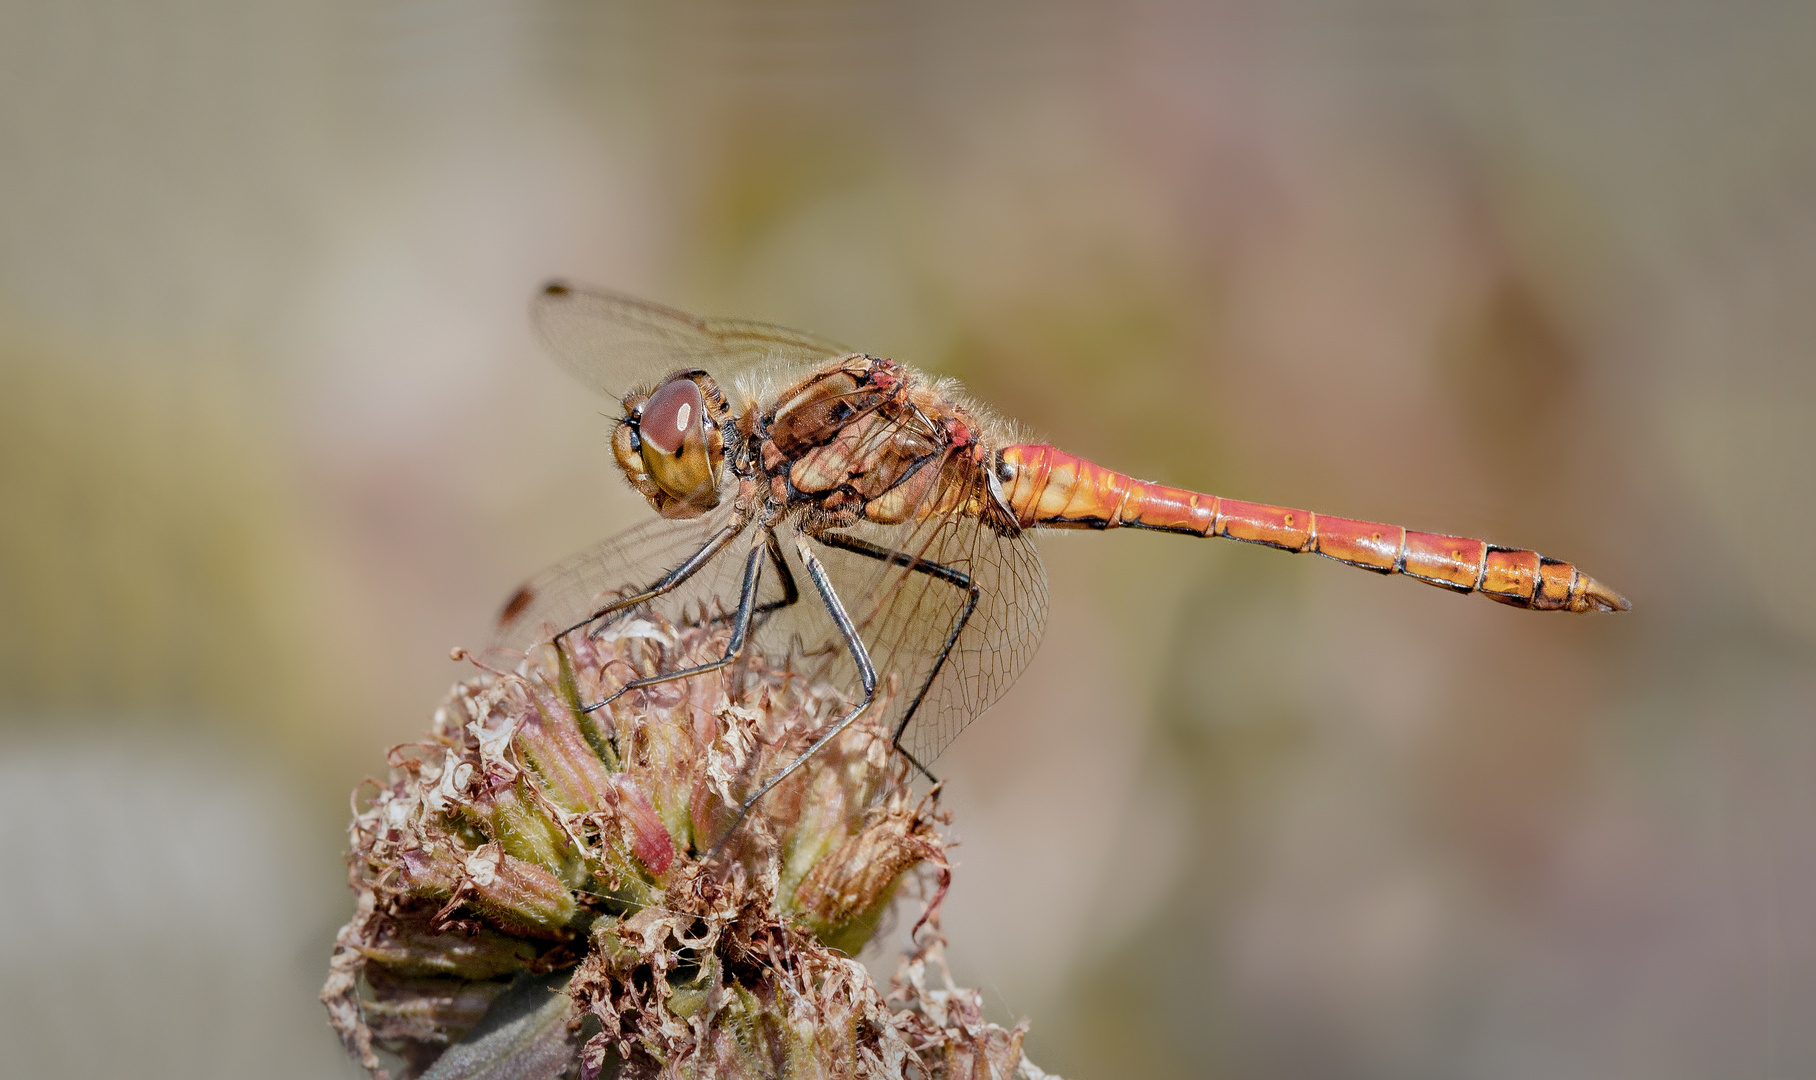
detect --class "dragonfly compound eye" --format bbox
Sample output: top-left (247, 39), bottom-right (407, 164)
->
top-left (635, 374), bottom-right (724, 513)
top-left (641, 377), bottom-right (703, 456)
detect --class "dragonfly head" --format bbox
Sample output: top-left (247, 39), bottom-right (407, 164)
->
top-left (614, 369), bottom-right (730, 517)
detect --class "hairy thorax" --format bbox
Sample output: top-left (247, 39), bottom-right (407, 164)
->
top-left (740, 356), bottom-right (1013, 534)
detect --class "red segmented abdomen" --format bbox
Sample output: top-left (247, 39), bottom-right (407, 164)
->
top-left (996, 444), bottom-right (1629, 613)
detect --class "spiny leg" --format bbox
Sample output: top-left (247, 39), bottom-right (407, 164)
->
top-left (699, 529), bottom-right (800, 633)
top-left (553, 521), bottom-right (746, 653)
top-left (581, 528), bottom-right (772, 713)
top-left (708, 532), bottom-right (878, 857)
top-left (812, 530), bottom-right (980, 785)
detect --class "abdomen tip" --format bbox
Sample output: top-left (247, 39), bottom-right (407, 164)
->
top-left (1579, 576), bottom-right (1631, 613)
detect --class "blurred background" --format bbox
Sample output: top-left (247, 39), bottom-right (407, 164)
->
top-left (3, 2), bottom-right (1814, 1077)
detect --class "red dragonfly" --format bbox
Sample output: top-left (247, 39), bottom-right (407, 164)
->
top-left (496, 283), bottom-right (1628, 818)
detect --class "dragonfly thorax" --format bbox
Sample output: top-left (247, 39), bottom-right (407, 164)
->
top-left (743, 354), bottom-right (1020, 535)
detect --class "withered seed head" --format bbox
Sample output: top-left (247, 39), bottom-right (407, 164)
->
top-left (324, 614), bottom-right (1057, 1079)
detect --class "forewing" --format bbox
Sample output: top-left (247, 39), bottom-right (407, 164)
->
top-left (531, 282), bottom-right (855, 397)
top-left (485, 501), bottom-right (755, 661)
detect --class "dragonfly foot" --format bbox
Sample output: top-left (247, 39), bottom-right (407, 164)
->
top-left (580, 683), bottom-right (633, 713)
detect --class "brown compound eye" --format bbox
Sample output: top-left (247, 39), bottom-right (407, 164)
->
top-left (640, 377), bottom-right (705, 456)
top-left (631, 373), bottom-right (723, 515)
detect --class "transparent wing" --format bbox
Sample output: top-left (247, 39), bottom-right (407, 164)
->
top-left (753, 477), bottom-right (1048, 766)
top-left (849, 510), bottom-right (1047, 765)
top-left (485, 500), bottom-right (756, 660)
top-left (531, 282), bottom-right (856, 397)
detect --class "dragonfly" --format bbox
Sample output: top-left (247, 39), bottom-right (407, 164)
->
top-left (495, 283), bottom-right (1629, 831)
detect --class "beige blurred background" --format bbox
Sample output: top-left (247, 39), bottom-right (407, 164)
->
top-left (4, 2), bottom-right (1815, 1077)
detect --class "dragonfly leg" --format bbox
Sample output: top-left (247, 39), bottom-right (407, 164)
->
top-left (581, 529), bottom-right (771, 713)
top-left (552, 520), bottom-right (747, 649)
top-left (708, 532), bottom-right (879, 857)
top-left (812, 531), bottom-right (980, 786)
top-left (699, 529), bottom-right (800, 631)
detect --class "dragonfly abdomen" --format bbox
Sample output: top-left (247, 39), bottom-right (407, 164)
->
top-left (997, 444), bottom-right (1628, 613)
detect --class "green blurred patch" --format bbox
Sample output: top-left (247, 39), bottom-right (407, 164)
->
top-left (0, 333), bottom-right (335, 755)
top-left (695, 121), bottom-right (885, 269)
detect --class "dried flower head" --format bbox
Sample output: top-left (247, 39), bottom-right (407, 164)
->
top-left (324, 614), bottom-right (1061, 1079)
